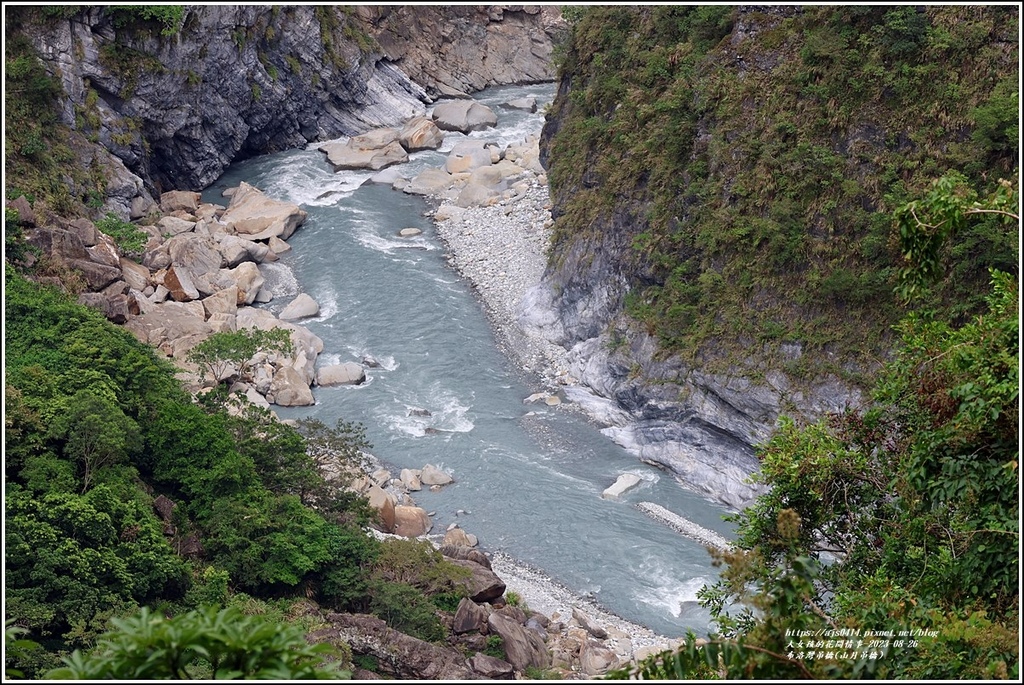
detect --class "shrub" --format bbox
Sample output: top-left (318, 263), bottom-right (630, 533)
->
top-left (94, 213), bottom-right (148, 257)
top-left (368, 581), bottom-right (446, 643)
top-left (45, 605), bottom-right (347, 679)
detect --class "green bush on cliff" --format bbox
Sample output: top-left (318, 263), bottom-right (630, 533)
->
top-left (105, 6), bottom-right (185, 37)
top-left (94, 213), bottom-right (149, 258)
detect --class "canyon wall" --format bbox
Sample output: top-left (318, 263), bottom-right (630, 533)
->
top-left (11, 5), bottom-right (562, 213)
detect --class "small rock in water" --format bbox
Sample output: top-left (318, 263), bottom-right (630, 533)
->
top-left (399, 227), bottom-right (423, 237)
top-left (361, 355), bottom-right (382, 368)
top-left (408, 407), bottom-right (432, 417)
top-left (601, 473), bottom-right (643, 500)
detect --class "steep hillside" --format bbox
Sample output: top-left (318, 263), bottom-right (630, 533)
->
top-left (534, 5), bottom-right (1018, 504)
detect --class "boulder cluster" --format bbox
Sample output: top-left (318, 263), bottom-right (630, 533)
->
top-left (13, 184), bottom-right (365, 409)
top-left (312, 95), bottom-right (546, 217)
top-left (324, 456), bottom-right (690, 679)
top-left (347, 461), bottom-right (458, 539)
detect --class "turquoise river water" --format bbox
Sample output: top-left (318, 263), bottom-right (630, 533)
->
top-left (201, 85), bottom-right (735, 638)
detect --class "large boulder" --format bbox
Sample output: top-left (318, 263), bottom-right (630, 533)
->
top-left (366, 485), bottom-right (397, 533)
top-left (450, 558), bottom-right (505, 602)
top-left (316, 362), bottom-right (366, 386)
top-left (123, 301), bottom-right (212, 351)
top-left (279, 293), bottom-right (320, 320)
top-left (167, 233), bottom-right (224, 277)
top-left (201, 287), bottom-right (239, 319)
top-left (502, 96), bottom-right (537, 112)
top-left (78, 291), bottom-right (130, 324)
top-left (399, 468), bottom-right (422, 491)
top-left (468, 653), bottom-right (515, 679)
top-left (218, 235), bottom-right (268, 267)
top-left (486, 611), bottom-right (550, 672)
top-left (439, 544), bottom-right (492, 570)
top-left (580, 640), bottom-right (619, 676)
top-left (454, 182), bottom-right (502, 208)
top-left (444, 141), bottom-right (494, 174)
top-left (67, 259), bottom-right (122, 292)
top-left (223, 262), bottom-right (264, 305)
top-left (219, 181), bottom-right (307, 241)
top-left (398, 116), bottom-right (445, 151)
top-left (572, 608), bottom-right (608, 639)
top-left (420, 464), bottom-right (453, 486)
top-left (163, 265), bottom-right (200, 302)
top-left (314, 613), bottom-right (475, 680)
top-left (320, 128), bottom-right (409, 171)
top-left (443, 527), bottom-right (477, 548)
top-left (601, 473), bottom-right (642, 500)
top-left (267, 365), bottom-right (315, 406)
top-left (157, 215), bottom-right (196, 236)
top-left (119, 257), bottom-right (151, 292)
top-left (86, 236), bottom-right (121, 267)
top-left (393, 505), bottom-right (432, 538)
top-left (67, 218), bottom-right (98, 246)
top-left (160, 190), bottom-right (201, 214)
top-left (28, 227), bottom-right (88, 261)
top-left (432, 100), bottom-right (498, 132)
top-left (453, 597), bottom-right (490, 634)
top-left (404, 167), bottom-right (454, 196)
top-left (7, 196), bottom-right (36, 227)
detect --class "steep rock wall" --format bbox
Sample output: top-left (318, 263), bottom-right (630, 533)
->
top-left (532, 5), bottom-right (1018, 508)
top-left (357, 5), bottom-right (565, 97)
top-left (14, 5), bottom-right (561, 214)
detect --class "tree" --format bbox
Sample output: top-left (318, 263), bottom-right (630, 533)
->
top-left (46, 389), bottom-right (140, 493)
top-left (44, 606), bottom-right (348, 680)
top-left (186, 327), bottom-right (293, 386)
top-left (609, 178), bottom-right (1019, 680)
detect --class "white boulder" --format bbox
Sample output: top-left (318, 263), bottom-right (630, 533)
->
top-left (601, 473), bottom-right (642, 500)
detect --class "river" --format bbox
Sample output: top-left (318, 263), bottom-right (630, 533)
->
top-left (201, 84), bottom-right (735, 639)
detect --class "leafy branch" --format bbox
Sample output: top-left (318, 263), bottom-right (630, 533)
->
top-left (186, 328), bottom-right (294, 386)
top-left (895, 173), bottom-right (1019, 300)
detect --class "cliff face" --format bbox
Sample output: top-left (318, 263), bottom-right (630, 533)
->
top-left (11, 5), bottom-right (561, 214)
top-left (533, 5), bottom-right (1018, 507)
top-left (357, 5), bottom-right (565, 98)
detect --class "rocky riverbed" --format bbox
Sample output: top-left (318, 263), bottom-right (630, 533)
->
top-left (431, 182), bottom-right (572, 385)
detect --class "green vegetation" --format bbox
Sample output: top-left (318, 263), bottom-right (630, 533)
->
top-left (368, 538), bottom-right (471, 642)
top-left (45, 606), bottom-right (346, 679)
top-left (608, 179), bottom-right (1018, 680)
top-left (4, 30), bottom-right (81, 216)
top-left (186, 328), bottom-right (293, 386)
top-left (94, 212), bottom-right (149, 258)
top-left (3, 271), bottom-right (469, 676)
top-left (97, 42), bottom-right (166, 100)
top-left (484, 634), bottom-right (506, 660)
top-left (105, 6), bottom-right (185, 37)
top-left (545, 5), bottom-right (1018, 382)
